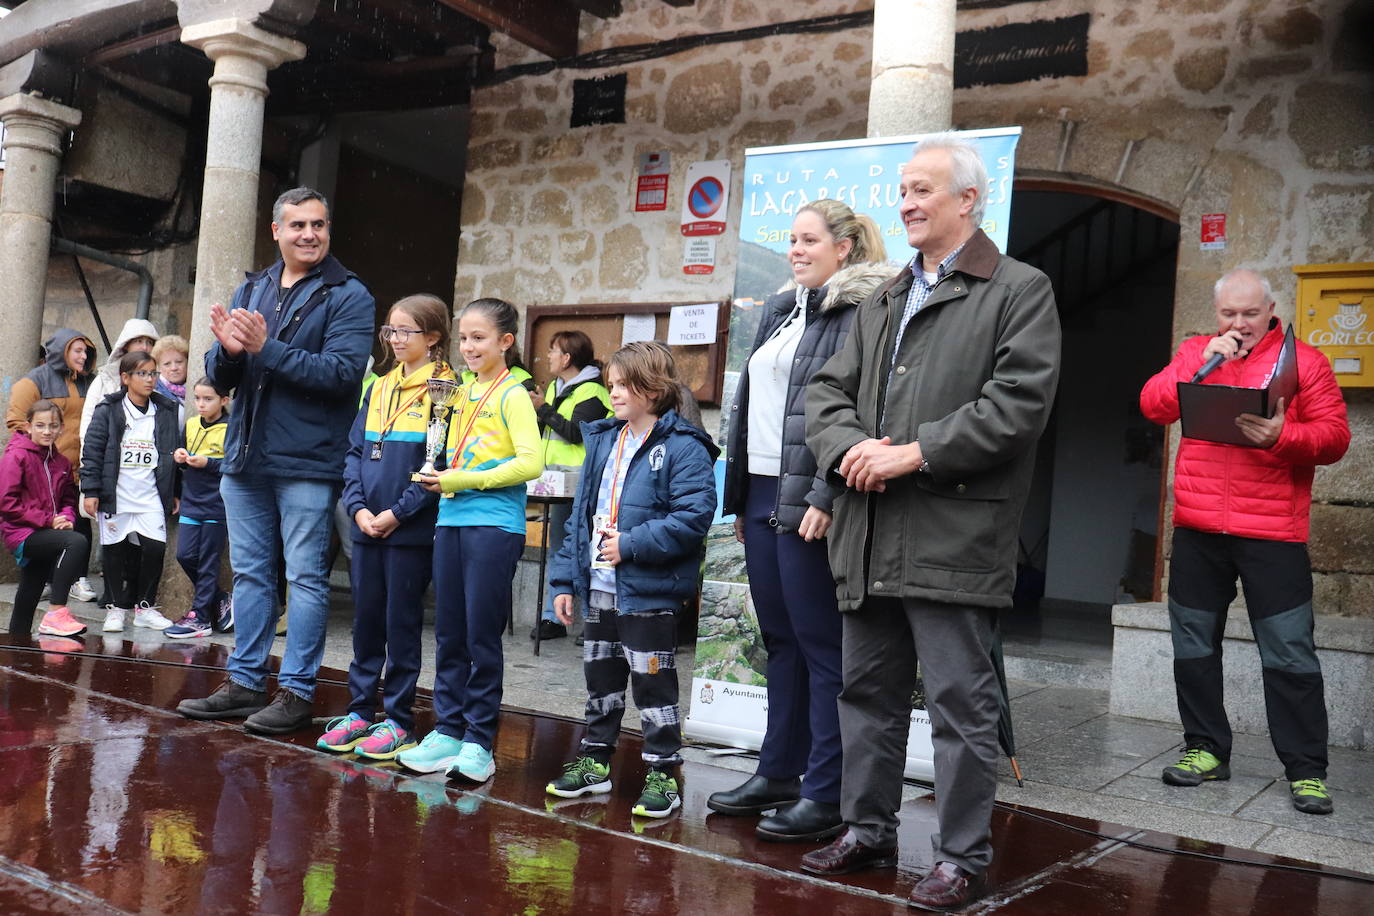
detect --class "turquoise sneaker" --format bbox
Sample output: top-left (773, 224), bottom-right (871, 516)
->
top-left (448, 742), bottom-right (496, 783)
top-left (316, 713), bottom-right (370, 752)
top-left (397, 731), bottom-right (465, 774)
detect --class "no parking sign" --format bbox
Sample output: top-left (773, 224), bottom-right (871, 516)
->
top-left (680, 160), bottom-right (731, 237)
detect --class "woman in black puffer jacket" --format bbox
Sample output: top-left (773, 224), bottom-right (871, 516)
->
top-left (712, 200), bottom-right (899, 841)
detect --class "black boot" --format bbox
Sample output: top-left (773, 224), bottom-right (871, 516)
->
top-left (243, 690), bottom-right (315, 735)
top-left (530, 620), bottom-right (567, 640)
top-left (177, 680), bottom-right (268, 720)
top-left (756, 797), bottom-right (844, 842)
top-left (706, 774), bottom-right (801, 815)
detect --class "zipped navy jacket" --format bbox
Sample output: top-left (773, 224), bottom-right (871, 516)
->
top-left (205, 255), bottom-right (375, 481)
top-left (549, 410), bottom-right (718, 614)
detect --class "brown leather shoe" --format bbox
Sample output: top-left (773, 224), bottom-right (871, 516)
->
top-left (799, 830), bottom-right (897, 875)
top-left (907, 861), bottom-right (986, 912)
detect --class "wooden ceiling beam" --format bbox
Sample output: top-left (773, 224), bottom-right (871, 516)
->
top-left (432, 0), bottom-right (578, 59)
top-left (84, 24), bottom-right (181, 67)
top-left (566, 0), bottom-right (622, 17)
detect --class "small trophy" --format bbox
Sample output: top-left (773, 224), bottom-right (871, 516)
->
top-left (412, 376), bottom-right (461, 480)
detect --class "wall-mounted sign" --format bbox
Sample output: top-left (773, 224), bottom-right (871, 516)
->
top-left (683, 237), bottom-right (716, 275)
top-left (1201, 213), bottom-right (1227, 251)
top-left (570, 73), bottom-right (626, 128)
top-left (667, 303), bottom-right (720, 345)
top-left (634, 151), bottom-right (670, 212)
top-left (681, 160), bottom-right (731, 237)
top-left (954, 13), bottom-right (1090, 88)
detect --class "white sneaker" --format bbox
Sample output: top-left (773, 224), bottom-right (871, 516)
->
top-left (133, 604), bottom-right (173, 630)
top-left (69, 577), bottom-right (98, 602)
top-left (102, 606), bottom-right (127, 632)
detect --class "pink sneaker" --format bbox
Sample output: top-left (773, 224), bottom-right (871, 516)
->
top-left (38, 606), bottom-right (87, 638)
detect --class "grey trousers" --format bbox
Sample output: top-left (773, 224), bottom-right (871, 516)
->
top-left (838, 596), bottom-right (1001, 874)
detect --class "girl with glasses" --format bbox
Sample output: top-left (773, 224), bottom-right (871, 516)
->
top-left (79, 350), bottom-right (184, 634)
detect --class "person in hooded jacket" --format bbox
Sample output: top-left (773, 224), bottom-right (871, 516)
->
top-left (710, 200), bottom-right (899, 842)
top-left (79, 318), bottom-right (159, 443)
top-left (6, 327), bottom-right (98, 604)
top-left (546, 341), bottom-right (718, 819)
top-left (1, 399), bottom-right (90, 638)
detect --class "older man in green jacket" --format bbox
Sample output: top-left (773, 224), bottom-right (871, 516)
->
top-left (801, 134), bottom-right (1061, 912)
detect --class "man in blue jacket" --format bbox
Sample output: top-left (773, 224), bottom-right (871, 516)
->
top-left (178, 187), bottom-right (375, 734)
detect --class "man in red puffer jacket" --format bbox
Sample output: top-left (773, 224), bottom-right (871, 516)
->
top-left (1140, 268), bottom-right (1350, 815)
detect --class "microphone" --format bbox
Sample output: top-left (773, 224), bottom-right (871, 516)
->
top-left (1191, 334), bottom-right (1244, 383)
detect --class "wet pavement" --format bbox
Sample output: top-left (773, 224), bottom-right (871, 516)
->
top-left (2, 634), bottom-right (1372, 914)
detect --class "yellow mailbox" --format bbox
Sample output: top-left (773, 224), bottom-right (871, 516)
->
top-left (1294, 262), bottom-right (1374, 387)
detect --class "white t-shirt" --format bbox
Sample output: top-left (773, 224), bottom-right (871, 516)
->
top-left (746, 297), bottom-right (807, 477)
top-left (100, 397), bottom-right (166, 545)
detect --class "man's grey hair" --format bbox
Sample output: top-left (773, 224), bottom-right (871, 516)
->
top-left (272, 187), bottom-right (331, 224)
top-left (1213, 268), bottom-right (1274, 305)
top-left (912, 132), bottom-right (989, 226)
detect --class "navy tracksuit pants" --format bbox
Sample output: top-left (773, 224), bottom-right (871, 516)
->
top-left (347, 540), bottom-right (432, 732)
top-left (742, 474), bottom-right (843, 804)
top-left (176, 518), bottom-right (228, 619)
top-left (431, 525), bottom-right (525, 751)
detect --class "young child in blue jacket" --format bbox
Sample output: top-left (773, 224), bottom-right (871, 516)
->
top-left (319, 294), bottom-right (455, 760)
top-left (546, 341), bottom-right (718, 818)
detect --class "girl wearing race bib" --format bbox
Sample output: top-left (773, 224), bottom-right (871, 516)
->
top-left (399, 298), bottom-right (543, 782)
top-left (317, 294), bottom-right (455, 760)
top-left (80, 350), bottom-right (184, 634)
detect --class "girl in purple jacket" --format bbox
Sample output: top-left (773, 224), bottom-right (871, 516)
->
top-left (1, 400), bottom-right (90, 637)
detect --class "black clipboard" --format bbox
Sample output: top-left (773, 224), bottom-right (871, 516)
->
top-left (1176, 325), bottom-right (1297, 447)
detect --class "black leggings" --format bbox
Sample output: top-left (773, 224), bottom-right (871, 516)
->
top-left (8, 529), bottom-right (90, 634)
top-left (103, 535), bottom-right (167, 610)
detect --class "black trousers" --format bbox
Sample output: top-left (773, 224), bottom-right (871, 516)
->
top-left (1167, 527), bottom-right (1328, 780)
top-left (8, 529), bottom-right (90, 634)
top-left (103, 535), bottom-right (167, 610)
top-left (580, 591), bottom-right (682, 767)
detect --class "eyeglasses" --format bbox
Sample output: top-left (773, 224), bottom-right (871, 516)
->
top-left (129, 370), bottom-right (158, 379)
top-left (380, 326), bottom-right (421, 342)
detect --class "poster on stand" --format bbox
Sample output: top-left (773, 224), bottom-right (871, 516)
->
top-left (686, 127), bottom-right (1022, 780)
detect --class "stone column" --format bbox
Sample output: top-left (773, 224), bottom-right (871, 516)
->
top-left (0, 93), bottom-right (82, 408)
top-left (180, 18), bottom-right (304, 373)
top-left (868, 0), bottom-right (956, 137)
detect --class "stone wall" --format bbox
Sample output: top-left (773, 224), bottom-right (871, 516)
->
top-left (456, 0), bottom-right (1374, 616)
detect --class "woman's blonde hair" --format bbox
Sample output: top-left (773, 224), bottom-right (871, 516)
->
top-left (606, 341), bottom-right (680, 416)
top-left (151, 334), bottom-right (189, 360)
top-left (797, 199), bottom-right (887, 266)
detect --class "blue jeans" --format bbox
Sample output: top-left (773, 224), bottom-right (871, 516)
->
top-left (221, 473), bottom-right (337, 700)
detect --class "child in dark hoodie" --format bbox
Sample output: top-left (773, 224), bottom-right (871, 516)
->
top-left (80, 350), bottom-right (184, 634)
top-left (546, 342), bottom-right (718, 819)
top-left (0, 400), bottom-right (90, 637)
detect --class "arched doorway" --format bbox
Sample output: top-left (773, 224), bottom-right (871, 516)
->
top-left (1005, 184), bottom-right (1180, 646)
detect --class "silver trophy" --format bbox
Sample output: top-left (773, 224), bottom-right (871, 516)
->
top-left (413, 376), bottom-right (462, 480)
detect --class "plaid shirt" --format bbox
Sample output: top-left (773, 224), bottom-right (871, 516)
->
top-left (889, 243), bottom-right (966, 373)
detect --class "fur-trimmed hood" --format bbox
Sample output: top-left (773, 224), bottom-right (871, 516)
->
top-left (774, 260), bottom-right (904, 315)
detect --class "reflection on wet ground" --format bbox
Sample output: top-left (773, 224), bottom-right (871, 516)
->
top-left (1, 634), bottom-right (1369, 914)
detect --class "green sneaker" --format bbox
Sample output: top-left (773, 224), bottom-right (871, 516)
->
top-left (1290, 778), bottom-right (1334, 815)
top-left (1162, 747), bottom-right (1230, 786)
top-left (547, 756), bottom-right (612, 798)
top-left (632, 770), bottom-right (681, 818)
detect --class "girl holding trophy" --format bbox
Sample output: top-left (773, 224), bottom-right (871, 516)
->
top-left (319, 294), bottom-right (455, 759)
top-left (402, 298), bottom-right (543, 782)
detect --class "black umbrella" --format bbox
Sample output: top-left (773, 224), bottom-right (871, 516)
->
top-left (989, 624), bottom-right (1024, 786)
